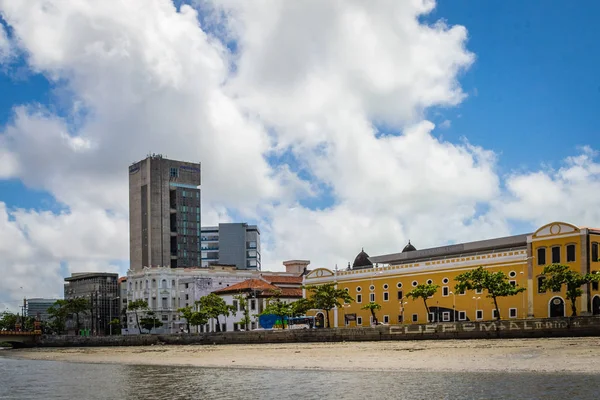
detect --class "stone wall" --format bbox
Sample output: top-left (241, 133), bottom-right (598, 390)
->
top-left (37, 316), bottom-right (600, 347)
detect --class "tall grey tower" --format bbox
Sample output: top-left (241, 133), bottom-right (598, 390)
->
top-left (129, 154), bottom-right (201, 271)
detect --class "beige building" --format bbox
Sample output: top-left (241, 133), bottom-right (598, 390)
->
top-left (129, 154), bottom-right (201, 271)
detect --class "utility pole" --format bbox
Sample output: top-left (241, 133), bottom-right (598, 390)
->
top-left (21, 297), bottom-right (26, 331)
top-left (90, 293), bottom-right (94, 335)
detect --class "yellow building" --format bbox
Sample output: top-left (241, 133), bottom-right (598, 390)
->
top-left (303, 221), bottom-right (600, 327)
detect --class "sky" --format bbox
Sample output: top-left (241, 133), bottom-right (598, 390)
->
top-left (1, 0), bottom-right (599, 311)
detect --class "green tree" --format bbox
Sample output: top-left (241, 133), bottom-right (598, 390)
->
top-left (178, 306), bottom-right (194, 333)
top-left (361, 302), bottom-right (382, 325)
top-left (178, 306), bottom-right (209, 333)
top-left (109, 318), bottom-right (121, 335)
top-left (68, 297), bottom-right (89, 331)
top-left (128, 299), bottom-right (148, 334)
top-left (140, 311), bottom-right (163, 333)
top-left (304, 283), bottom-right (354, 328)
top-left (197, 293), bottom-right (230, 332)
top-left (541, 264), bottom-right (600, 316)
top-left (261, 299), bottom-right (292, 329)
top-left (454, 266), bottom-right (525, 320)
top-left (233, 293), bottom-right (250, 330)
top-left (0, 311), bottom-right (19, 331)
top-left (289, 298), bottom-right (315, 318)
top-left (47, 300), bottom-right (70, 334)
top-left (406, 284), bottom-right (439, 321)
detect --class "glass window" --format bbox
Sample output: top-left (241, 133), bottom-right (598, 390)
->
top-left (537, 247), bottom-right (546, 265)
top-left (369, 293), bottom-right (375, 302)
top-left (397, 314), bottom-right (403, 323)
top-left (566, 245), bottom-right (576, 262)
top-left (397, 290), bottom-right (403, 300)
top-left (592, 243), bottom-right (599, 262)
top-left (170, 167), bottom-right (179, 178)
top-left (357, 317), bottom-right (362, 325)
top-left (442, 312), bottom-right (450, 322)
top-left (509, 308), bottom-right (517, 318)
top-left (383, 315), bottom-right (389, 324)
top-left (356, 294), bottom-right (362, 303)
top-left (458, 311), bottom-right (466, 321)
top-left (383, 292), bottom-right (389, 301)
top-left (551, 246), bottom-right (561, 263)
top-left (538, 277), bottom-right (546, 293)
top-left (476, 310), bottom-right (483, 320)
top-left (492, 309), bottom-right (498, 319)
top-left (442, 286), bottom-right (449, 296)
top-left (412, 314), bottom-right (418, 322)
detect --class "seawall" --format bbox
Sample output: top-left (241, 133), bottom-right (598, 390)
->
top-left (36, 316), bottom-right (600, 347)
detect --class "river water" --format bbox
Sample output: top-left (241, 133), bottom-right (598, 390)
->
top-left (0, 352), bottom-right (597, 399)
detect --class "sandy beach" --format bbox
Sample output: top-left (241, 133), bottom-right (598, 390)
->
top-left (5, 337), bottom-right (600, 373)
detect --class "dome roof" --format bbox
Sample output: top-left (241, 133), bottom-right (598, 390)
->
top-left (402, 241), bottom-right (417, 253)
top-left (352, 248), bottom-right (373, 270)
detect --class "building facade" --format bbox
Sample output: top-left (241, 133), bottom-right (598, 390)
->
top-left (64, 272), bottom-right (119, 335)
top-left (201, 223), bottom-right (261, 270)
top-left (126, 265), bottom-right (259, 334)
top-left (118, 277), bottom-right (128, 332)
top-left (212, 277), bottom-right (302, 332)
top-left (26, 298), bottom-right (59, 322)
top-left (125, 262), bottom-right (307, 334)
top-left (304, 221), bottom-right (600, 327)
top-left (129, 154), bottom-right (202, 271)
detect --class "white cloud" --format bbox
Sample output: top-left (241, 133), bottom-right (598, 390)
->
top-left (0, 22), bottom-right (13, 62)
top-left (0, 0), bottom-right (598, 309)
top-left (439, 119), bottom-right (451, 129)
top-left (499, 147), bottom-right (600, 227)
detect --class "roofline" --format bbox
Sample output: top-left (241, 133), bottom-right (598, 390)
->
top-left (65, 272), bottom-right (119, 282)
top-left (369, 233), bottom-right (530, 265)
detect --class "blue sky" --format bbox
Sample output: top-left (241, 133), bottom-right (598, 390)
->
top-left (2, 1), bottom-right (599, 211)
top-left (427, 0), bottom-right (599, 175)
top-left (1, 1), bottom-right (600, 306)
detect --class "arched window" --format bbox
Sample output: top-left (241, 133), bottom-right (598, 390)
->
top-left (171, 280), bottom-right (176, 287)
top-left (135, 281), bottom-right (138, 290)
top-left (162, 279), bottom-right (167, 289)
top-left (145, 280), bottom-right (149, 289)
top-left (152, 279), bottom-right (157, 289)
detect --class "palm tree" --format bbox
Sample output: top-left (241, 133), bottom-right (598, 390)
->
top-left (361, 302), bottom-right (382, 326)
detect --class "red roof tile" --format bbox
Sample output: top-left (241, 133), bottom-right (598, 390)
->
top-left (260, 275), bottom-right (302, 284)
top-left (213, 278), bottom-right (279, 294)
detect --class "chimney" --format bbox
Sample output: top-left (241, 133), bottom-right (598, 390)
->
top-left (282, 260), bottom-right (310, 275)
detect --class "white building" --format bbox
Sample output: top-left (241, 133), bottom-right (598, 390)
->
top-left (211, 275), bottom-right (303, 332)
top-left (125, 262), bottom-right (306, 334)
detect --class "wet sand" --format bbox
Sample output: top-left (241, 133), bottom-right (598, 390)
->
top-left (6, 337), bottom-right (600, 372)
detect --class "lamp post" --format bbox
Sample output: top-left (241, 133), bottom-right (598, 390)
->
top-left (520, 271), bottom-right (525, 318)
top-left (399, 301), bottom-right (407, 324)
top-left (449, 291), bottom-right (456, 321)
top-left (109, 296), bottom-right (120, 336)
top-left (473, 296), bottom-right (481, 320)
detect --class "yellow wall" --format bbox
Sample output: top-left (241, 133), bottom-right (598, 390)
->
top-left (335, 260), bottom-right (528, 326)
top-left (531, 224), bottom-right (585, 318)
top-left (304, 222), bottom-right (600, 326)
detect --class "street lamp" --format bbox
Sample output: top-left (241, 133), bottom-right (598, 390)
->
top-left (449, 291), bottom-right (456, 321)
top-left (109, 296), bottom-right (120, 336)
top-left (399, 301), bottom-right (407, 324)
top-left (473, 296), bottom-right (481, 320)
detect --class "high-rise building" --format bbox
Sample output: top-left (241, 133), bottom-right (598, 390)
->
top-left (64, 272), bottom-right (119, 335)
top-left (129, 154), bottom-right (201, 270)
top-left (201, 223), bottom-right (261, 270)
top-left (26, 298), bottom-right (59, 322)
